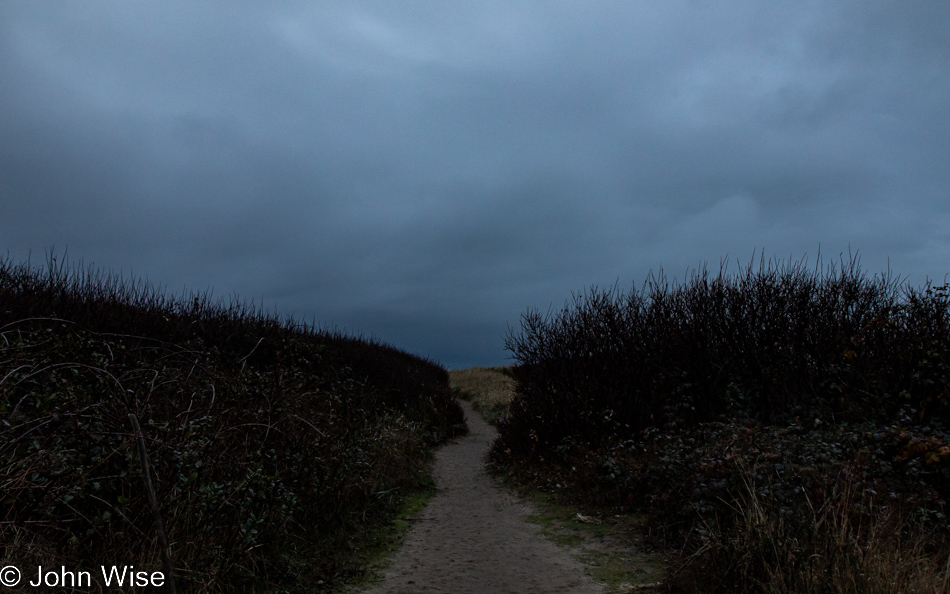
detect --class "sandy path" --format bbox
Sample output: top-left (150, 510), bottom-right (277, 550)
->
top-left (361, 400), bottom-right (603, 594)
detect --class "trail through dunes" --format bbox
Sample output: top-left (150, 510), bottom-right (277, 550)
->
top-left (360, 399), bottom-right (604, 593)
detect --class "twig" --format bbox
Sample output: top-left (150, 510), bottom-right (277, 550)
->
top-left (128, 414), bottom-right (178, 594)
top-left (292, 414), bottom-right (327, 438)
top-left (619, 582), bottom-right (663, 591)
top-left (238, 338), bottom-right (265, 374)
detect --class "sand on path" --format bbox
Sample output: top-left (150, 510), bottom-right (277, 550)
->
top-left (361, 399), bottom-right (603, 594)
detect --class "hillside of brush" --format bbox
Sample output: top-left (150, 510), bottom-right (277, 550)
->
top-left (0, 254), bottom-right (465, 592)
top-left (494, 255), bottom-right (950, 592)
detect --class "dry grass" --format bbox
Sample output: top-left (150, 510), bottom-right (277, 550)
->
top-left (672, 466), bottom-right (950, 593)
top-left (448, 366), bottom-right (516, 425)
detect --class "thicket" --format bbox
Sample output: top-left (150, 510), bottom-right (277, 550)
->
top-left (0, 253), bottom-right (465, 592)
top-left (494, 254), bottom-right (950, 591)
top-left (500, 254), bottom-right (950, 451)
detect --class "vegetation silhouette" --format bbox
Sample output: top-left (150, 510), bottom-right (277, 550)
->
top-left (495, 253), bottom-right (950, 592)
top-left (0, 252), bottom-right (465, 592)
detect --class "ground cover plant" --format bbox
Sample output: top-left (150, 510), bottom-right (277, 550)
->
top-left (493, 254), bottom-right (950, 592)
top-left (0, 253), bottom-right (465, 592)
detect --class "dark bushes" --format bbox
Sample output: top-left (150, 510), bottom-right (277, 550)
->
top-left (493, 253), bottom-right (950, 591)
top-left (497, 254), bottom-right (950, 459)
top-left (0, 253), bottom-right (464, 592)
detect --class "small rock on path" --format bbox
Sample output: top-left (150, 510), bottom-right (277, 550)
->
top-left (361, 400), bottom-right (603, 594)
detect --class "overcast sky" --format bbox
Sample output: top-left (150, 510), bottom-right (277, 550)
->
top-left (1, 2), bottom-right (948, 368)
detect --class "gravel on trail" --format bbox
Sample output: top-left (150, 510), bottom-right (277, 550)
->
top-left (361, 399), bottom-right (604, 594)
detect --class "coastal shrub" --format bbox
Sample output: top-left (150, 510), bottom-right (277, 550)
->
top-left (493, 253), bottom-right (950, 591)
top-left (0, 253), bottom-right (464, 592)
top-left (497, 254), bottom-right (950, 458)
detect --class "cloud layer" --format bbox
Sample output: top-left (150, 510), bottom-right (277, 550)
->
top-left (2, 1), bottom-right (948, 367)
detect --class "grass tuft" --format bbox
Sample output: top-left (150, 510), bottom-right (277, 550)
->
top-left (671, 463), bottom-right (950, 593)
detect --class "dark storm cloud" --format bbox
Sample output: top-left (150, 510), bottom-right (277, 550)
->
top-left (2, 1), bottom-right (948, 368)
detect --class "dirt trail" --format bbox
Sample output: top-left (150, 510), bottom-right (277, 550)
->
top-left (361, 399), bottom-right (603, 593)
